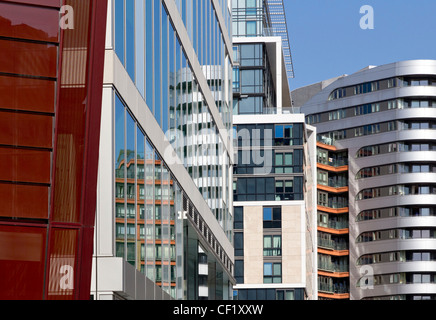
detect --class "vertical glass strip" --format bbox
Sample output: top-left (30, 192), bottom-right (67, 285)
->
top-left (161, 164), bottom-right (170, 294)
top-left (162, 4), bottom-right (169, 134)
top-left (145, 0), bottom-right (153, 110)
top-left (114, 0), bottom-right (125, 64)
top-left (115, 94), bottom-right (125, 260)
top-left (126, 111), bottom-right (136, 266)
top-left (154, 0), bottom-right (161, 126)
top-left (126, 0), bottom-right (135, 80)
top-left (145, 139), bottom-right (155, 281)
top-left (169, 20), bottom-right (176, 142)
top-left (154, 153), bottom-right (162, 286)
top-left (135, 0), bottom-right (145, 98)
top-left (137, 127), bottom-right (145, 272)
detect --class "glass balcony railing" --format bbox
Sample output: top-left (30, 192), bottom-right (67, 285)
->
top-left (318, 237), bottom-right (348, 251)
top-left (317, 158), bottom-right (348, 167)
top-left (318, 220), bottom-right (349, 230)
top-left (318, 282), bottom-right (349, 294)
top-left (318, 262), bottom-right (349, 273)
top-left (318, 180), bottom-right (348, 188)
top-left (318, 200), bottom-right (348, 209)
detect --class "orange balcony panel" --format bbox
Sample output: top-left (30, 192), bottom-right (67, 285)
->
top-left (317, 184), bottom-right (349, 194)
top-left (317, 163), bottom-right (348, 173)
top-left (317, 226), bottom-right (349, 235)
top-left (317, 142), bottom-right (337, 151)
top-left (318, 270), bottom-right (350, 278)
top-left (317, 205), bottom-right (348, 214)
top-left (318, 248), bottom-right (349, 256)
top-left (318, 292), bottom-right (350, 299)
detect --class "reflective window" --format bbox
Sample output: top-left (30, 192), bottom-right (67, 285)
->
top-left (115, 0), bottom-right (124, 64)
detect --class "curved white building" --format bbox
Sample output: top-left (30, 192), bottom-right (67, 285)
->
top-left (298, 60), bottom-right (436, 300)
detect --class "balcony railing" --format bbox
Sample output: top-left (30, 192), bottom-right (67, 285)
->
top-left (318, 237), bottom-right (348, 251)
top-left (318, 158), bottom-right (348, 167)
top-left (318, 282), bottom-right (349, 294)
top-left (318, 262), bottom-right (349, 273)
top-left (318, 200), bottom-right (348, 209)
top-left (318, 180), bottom-right (348, 188)
top-left (318, 220), bottom-right (349, 230)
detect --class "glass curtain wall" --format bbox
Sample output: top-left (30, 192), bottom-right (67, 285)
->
top-left (113, 0), bottom-right (233, 240)
top-left (115, 92), bottom-right (178, 298)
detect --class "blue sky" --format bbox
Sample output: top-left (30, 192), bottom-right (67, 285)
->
top-left (284, 0), bottom-right (436, 90)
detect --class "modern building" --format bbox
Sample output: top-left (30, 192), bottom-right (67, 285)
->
top-left (91, 0), bottom-right (235, 300)
top-left (0, 0), bottom-right (108, 299)
top-left (231, 0), bottom-right (317, 300)
top-left (297, 59), bottom-right (436, 300)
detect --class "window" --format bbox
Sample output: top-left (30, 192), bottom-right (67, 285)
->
top-left (329, 109), bottom-right (346, 120)
top-left (275, 180), bottom-right (294, 200)
top-left (240, 69), bottom-right (263, 93)
top-left (318, 170), bottom-right (328, 185)
top-left (263, 207), bottom-right (281, 228)
top-left (276, 290), bottom-right (294, 300)
top-left (234, 232), bottom-right (244, 256)
top-left (264, 262), bottom-right (282, 283)
top-left (275, 124), bottom-right (300, 146)
top-left (246, 21), bottom-right (256, 36)
top-left (116, 223), bottom-right (125, 239)
top-left (234, 177), bottom-right (275, 201)
top-left (235, 260), bottom-right (244, 284)
top-left (328, 88), bottom-right (346, 100)
top-left (234, 206), bottom-right (243, 229)
top-left (318, 191), bottom-right (328, 207)
top-left (263, 235), bottom-right (281, 256)
top-left (274, 152), bottom-right (293, 173)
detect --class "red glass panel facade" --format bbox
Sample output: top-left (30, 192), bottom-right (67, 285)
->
top-left (0, 0), bottom-right (107, 299)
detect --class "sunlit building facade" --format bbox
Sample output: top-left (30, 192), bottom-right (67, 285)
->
top-left (231, 0), bottom-right (317, 300)
top-left (91, 0), bottom-right (235, 300)
top-left (298, 60), bottom-right (436, 300)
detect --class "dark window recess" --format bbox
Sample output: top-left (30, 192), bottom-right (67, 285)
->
top-left (263, 207), bottom-right (281, 228)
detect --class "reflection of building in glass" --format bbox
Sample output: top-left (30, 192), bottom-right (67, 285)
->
top-left (92, 0), bottom-right (235, 300)
top-left (231, 0), bottom-right (318, 300)
top-left (170, 66), bottom-right (232, 239)
top-left (296, 60), bottom-right (436, 300)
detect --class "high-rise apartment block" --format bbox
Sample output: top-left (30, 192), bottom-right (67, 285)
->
top-left (231, 0), bottom-right (317, 300)
top-left (296, 60), bottom-right (436, 300)
top-left (91, 0), bottom-right (235, 300)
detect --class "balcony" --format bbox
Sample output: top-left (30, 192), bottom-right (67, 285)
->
top-left (318, 262), bottom-right (349, 273)
top-left (318, 282), bottom-right (349, 295)
top-left (318, 237), bottom-right (348, 251)
top-left (318, 220), bottom-right (349, 230)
